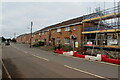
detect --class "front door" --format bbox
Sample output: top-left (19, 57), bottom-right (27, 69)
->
top-left (52, 38), bottom-right (55, 45)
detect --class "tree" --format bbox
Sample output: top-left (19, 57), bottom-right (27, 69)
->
top-left (11, 38), bottom-right (16, 43)
top-left (1, 36), bottom-right (6, 42)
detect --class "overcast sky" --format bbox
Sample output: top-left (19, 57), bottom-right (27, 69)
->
top-left (1, 1), bottom-right (117, 38)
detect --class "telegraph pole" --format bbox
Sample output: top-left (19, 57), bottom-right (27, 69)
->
top-left (30, 21), bottom-right (33, 48)
top-left (14, 33), bottom-right (16, 38)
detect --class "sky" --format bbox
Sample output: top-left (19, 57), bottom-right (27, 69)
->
top-left (1, 1), bottom-right (118, 38)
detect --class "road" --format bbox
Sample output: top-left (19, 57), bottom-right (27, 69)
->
top-left (0, 45), bottom-right (2, 79)
top-left (2, 43), bottom-right (120, 80)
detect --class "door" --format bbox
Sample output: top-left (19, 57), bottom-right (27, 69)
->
top-left (52, 38), bottom-right (55, 45)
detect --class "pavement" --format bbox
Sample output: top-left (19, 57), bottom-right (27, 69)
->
top-left (2, 43), bottom-right (120, 80)
top-left (0, 44), bottom-right (2, 79)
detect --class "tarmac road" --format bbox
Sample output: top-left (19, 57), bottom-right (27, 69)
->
top-left (2, 43), bottom-right (120, 80)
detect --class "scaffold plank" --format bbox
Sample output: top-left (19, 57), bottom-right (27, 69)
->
top-left (82, 29), bottom-right (120, 34)
top-left (82, 12), bottom-right (120, 22)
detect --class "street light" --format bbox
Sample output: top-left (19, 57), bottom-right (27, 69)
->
top-left (30, 21), bottom-right (33, 48)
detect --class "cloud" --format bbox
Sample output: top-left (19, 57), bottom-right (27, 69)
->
top-left (2, 2), bottom-right (115, 38)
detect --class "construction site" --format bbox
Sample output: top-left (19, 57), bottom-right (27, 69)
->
top-left (16, 2), bottom-right (120, 63)
top-left (82, 3), bottom-right (120, 59)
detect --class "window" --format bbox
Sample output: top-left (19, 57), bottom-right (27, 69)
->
top-left (73, 26), bottom-right (76, 30)
top-left (56, 38), bottom-right (60, 44)
top-left (33, 40), bottom-right (35, 42)
top-left (35, 39), bottom-right (38, 42)
top-left (65, 27), bottom-right (70, 31)
top-left (64, 38), bottom-right (70, 44)
top-left (42, 32), bottom-right (44, 35)
top-left (52, 29), bottom-right (56, 33)
top-left (41, 39), bottom-right (44, 42)
top-left (38, 32), bottom-right (41, 35)
top-left (45, 32), bottom-right (47, 34)
top-left (57, 28), bottom-right (61, 32)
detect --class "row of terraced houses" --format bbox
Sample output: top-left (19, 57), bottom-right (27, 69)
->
top-left (16, 5), bottom-right (120, 51)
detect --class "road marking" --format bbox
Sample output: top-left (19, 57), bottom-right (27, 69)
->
top-left (13, 45), bottom-right (119, 66)
top-left (2, 61), bottom-right (12, 80)
top-left (32, 54), bottom-right (49, 61)
top-left (12, 46), bottom-right (49, 61)
top-left (64, 65), bottom-right (110, 80)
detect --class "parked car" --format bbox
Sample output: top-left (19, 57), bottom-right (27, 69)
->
top-left (5, 41), bottom-right (10, 45)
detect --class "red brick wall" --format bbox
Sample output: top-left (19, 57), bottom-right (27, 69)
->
top-left (49, 24), bottom-right (83, 46)
top-left (16, 36), bottom-right (22, 43)
top-left (25, 34), bottom-right (30, 44)
top-left (16, 24), bottom-right (83, 47)
top-left (16, 34), bottom-right (30, 44)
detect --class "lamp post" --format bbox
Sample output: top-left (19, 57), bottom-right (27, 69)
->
top-left (30, 21), bottom-right (33, 48)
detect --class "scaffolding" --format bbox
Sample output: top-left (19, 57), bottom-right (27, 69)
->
top-left (82, 2), bottom-right (120, 58)
top-left (83, 5), bottom-right (120, 22)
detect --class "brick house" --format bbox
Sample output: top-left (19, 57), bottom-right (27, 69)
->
top-left (16, 5), bottom-right (120, 50)
top-left (16, 34), bottom-right (30, 44)
top-left (30, 16), bottom-right (84, 47)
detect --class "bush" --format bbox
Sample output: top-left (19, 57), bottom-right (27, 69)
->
top-left (11, 38), bottom-right (16, 43)
top-left (54, 44), bottom-right (73, 51)
top-left (62, 45), bottom-right (73, 51)
top-left (33, 41), bottom-right (44, 47)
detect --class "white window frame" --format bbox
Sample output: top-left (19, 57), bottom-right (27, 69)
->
top-left (42, 32), bottom-right (44, 35)
top-left (38, 32), bottom-right (41, 35)
top-left (73, 26), bottom-right (76, 30)
top-left (56, 38), bottom-right (60, 44)
top-left (64, 38), bottom-right (70, 44)
top-left (65, 27), bottom-right (70, 31)
top-left (57, 28), bottom-right (61, 32)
